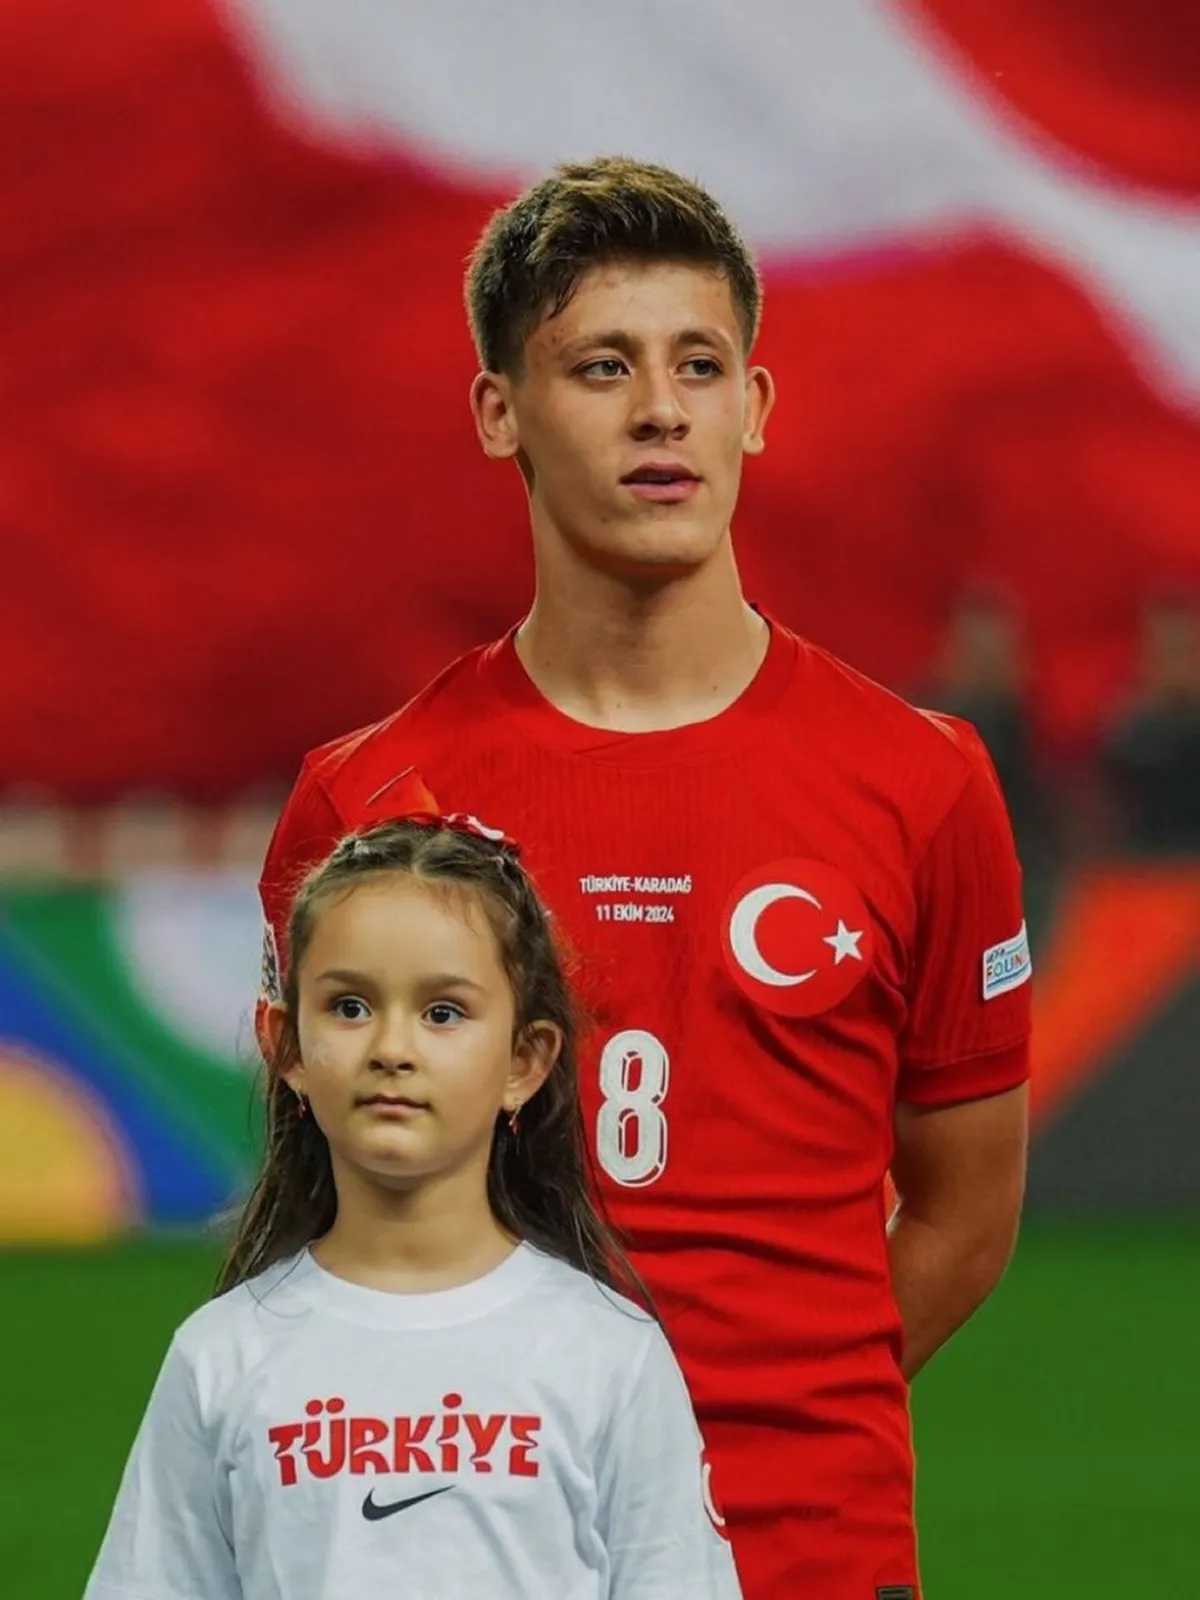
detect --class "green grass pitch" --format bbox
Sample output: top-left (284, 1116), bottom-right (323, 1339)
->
top-left (1, 1221), bottom-right (1195, 1598)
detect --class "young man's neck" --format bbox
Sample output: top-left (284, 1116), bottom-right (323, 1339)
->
top-left (312, 1160), bottom-right (515, 1294)
top-left (515, 543), bottom-right (768, 733)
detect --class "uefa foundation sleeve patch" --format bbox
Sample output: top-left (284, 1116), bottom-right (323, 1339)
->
top-left (982, 921), bottom-right (1032, 1000)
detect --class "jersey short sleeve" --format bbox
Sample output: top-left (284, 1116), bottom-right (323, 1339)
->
top-left (596, 1326), bottom-right (744, 1599)
top-left (84, 1338), bottom-right (239, 1600)
top-left (258, 755), bottom-right (346, 988)
top-left (897, 724), bottom-right (1033, 1107)
top-left (258, 751), bottom-right (441, 990)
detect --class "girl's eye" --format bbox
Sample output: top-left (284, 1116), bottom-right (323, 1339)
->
top-left (425, 1001), bottom-right (466, 1027)
top-left (331, 996), bottom-right (370, 1022)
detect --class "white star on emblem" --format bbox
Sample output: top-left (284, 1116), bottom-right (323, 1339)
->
top-left (823, 920), bottom-right (864, 965)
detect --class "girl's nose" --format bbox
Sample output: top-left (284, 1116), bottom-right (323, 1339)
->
top-left (368, 1011), bottom-right (418, 1072)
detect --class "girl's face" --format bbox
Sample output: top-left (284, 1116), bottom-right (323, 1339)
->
top-left (274, 872), bottom-right (557, 1195)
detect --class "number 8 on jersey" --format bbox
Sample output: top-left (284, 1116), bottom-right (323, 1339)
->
top-left (596, 1029), bottom-right (670, 1188)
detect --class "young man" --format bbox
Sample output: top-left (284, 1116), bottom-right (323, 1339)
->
top-left (260, 157), bottom-right (1031, 1599)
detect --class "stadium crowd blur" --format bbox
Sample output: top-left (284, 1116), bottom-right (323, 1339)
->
top-left (920, 589), bottom-right (1199, 867)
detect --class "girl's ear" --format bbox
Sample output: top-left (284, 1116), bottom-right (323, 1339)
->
top-left (254, 995), bottom-right (276, 1062)
top-left (504, 1020), bottom-right (562, 1116)
top-left (260, 1001), bottom-right (305, 1095)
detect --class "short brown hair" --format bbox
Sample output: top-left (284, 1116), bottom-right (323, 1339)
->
top-left (465, 155), bottom-right (762, 375)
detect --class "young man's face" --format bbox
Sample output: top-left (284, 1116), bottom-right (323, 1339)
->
top-left (472, 261), bottom-right (774, 581)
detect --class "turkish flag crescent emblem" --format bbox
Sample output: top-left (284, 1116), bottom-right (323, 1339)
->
top-left (721, 858), bottom-right (875, 1018)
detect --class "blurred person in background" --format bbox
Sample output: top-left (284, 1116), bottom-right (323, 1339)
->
top-left (1102, 593), bottom-right (1200, 854)
top-left (259, 156), bottom-right (1031, 1600)
top-left (920, 588), bottom-right (1045, 863)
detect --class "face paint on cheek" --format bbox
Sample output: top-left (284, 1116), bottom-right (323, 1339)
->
top-left (293, 1022), bottom-right (337, 1090)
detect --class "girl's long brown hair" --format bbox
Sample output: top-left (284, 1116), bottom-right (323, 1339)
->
top-left (216, 819), bottom-right (643, 1305)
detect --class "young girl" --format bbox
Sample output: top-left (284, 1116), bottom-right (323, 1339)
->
top-left (85, 814), bottom-right (741, 1600)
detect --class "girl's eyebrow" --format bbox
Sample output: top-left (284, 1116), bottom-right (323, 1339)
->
top-left (313, 967), bottom-right (373, 986)
top-left (313, 967), bottom-right (486, 994)
top-left (420, 973), bottom-right (488, 994)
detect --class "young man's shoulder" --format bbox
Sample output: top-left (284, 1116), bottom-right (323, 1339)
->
top-left (302, 641), bottom-right (497, 784)
top-left (792, 632), bottom-right (995, 791)
top-left (290, 639), bottom-right (506, 826)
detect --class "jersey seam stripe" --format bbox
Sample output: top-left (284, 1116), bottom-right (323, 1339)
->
top-left (899, 1032), bottom-right (1030, 1071)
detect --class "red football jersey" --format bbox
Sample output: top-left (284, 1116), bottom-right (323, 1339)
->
top-left (259, 620), bottom-right (1032, 1599)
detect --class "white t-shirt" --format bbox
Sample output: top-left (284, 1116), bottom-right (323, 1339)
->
top-left (85, 1243), bottom-right (742, 1600)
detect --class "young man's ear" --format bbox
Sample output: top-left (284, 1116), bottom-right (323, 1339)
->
top-left (470, 371), bottom-right (522, 461)
top-left (742, 364), bottom-right (775, 456)
top-left (504, 1020), bottom-right (562, 1117)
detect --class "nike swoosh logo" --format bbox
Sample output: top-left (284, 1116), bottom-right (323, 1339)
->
top-left (362, 1486), bottom-right (454, 1522)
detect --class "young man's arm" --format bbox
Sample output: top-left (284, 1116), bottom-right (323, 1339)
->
top-left (888, 1082), bottom-right (1028, 1378)
top-left (892, 718), bottom-right (1034, 1377)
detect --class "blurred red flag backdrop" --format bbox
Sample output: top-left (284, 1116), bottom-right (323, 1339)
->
top-left (1, 0), bottom-right (1198, 799)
